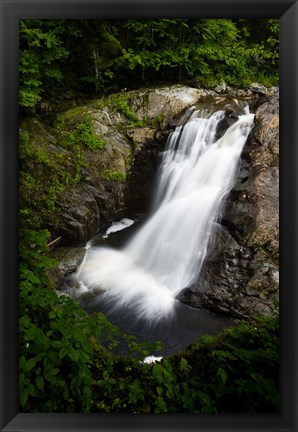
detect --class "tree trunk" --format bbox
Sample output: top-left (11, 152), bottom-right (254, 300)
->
top-left (141, 65), bottom-right (145, 81)
top-left (93, 48), bottom-right (100, 93)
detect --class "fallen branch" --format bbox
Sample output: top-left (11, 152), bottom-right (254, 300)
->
top-left (47, 237), bottom-right (62, 250)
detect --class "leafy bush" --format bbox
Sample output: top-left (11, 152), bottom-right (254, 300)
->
top-left (19, 20), bottom-right (69, 110)
top-left (19, 229), bottom-right (112, 411)
top-left (169, 316), bottom-right (279, 413)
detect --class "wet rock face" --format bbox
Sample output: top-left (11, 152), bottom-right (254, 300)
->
top-left (178, 94), bottom-right (279, 319)
top-left (223, 167), bottom-right (279, 257)
top-left (224, 95), bottom-right (279, 256)
top-left (55, 174), bottom-right (127, 246)
top-left (186, 227), bottom-right (278, 319)
top-left (214, 103), bottom-right (242, 141)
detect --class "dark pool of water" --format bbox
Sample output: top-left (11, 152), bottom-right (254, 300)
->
top-left (79, 293), bottom-right (233, 356)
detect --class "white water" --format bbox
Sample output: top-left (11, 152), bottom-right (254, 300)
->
top-left (74, 107), bottom-right (255, 321)
top-left (102, 218), bottom-right (135, 239)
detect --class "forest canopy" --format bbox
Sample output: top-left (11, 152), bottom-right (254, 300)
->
top-left (19, 18), bottom-right (279, 110)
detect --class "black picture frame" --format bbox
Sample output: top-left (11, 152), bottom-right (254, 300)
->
top-left (0, 0), bottom-right (297, 431)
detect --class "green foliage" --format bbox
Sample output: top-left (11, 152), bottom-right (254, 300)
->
top-left (117, 99), bottom-right (147, 127)
top-left (19, 228), bottom-right (113, 411)
top-left (100, 169), bottom-right (125, 182)
top-left (19, 114), bottom-right (106, 230)
top-left (174, 316), bottom-right (279, 413)
top-left (57, 116), bottom-right (105, 151)
top-left (19, 20), bottom-right (69, 109)
top-left (75, 118), bottom-right (106, 150)
top-left (19, 18), bottom-right (279, 112)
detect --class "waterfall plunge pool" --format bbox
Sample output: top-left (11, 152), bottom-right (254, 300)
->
top-left (64, 219), bottom-right (234, 356)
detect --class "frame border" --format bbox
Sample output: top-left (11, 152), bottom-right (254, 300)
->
top-left (1, 1), bottom-right (297, 431)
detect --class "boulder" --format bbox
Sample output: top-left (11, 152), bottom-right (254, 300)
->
top-left (128, 85), bottom-right (203, 128)
top-left (49, 247), bottom-right (86, 276)
top-left (46, 247), bottom-right (86, 290)
top-left (249, 95), bottom-right (279, 168)
top-left (214, 81), bottom-right (227, 93)
top-left (126, 127), bottom-right (156, 150)
top-left (249, 82), bottom-right (269, 95)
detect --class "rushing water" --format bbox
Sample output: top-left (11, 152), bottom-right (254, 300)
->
top-left (67, 106), bottom-right (255, 354)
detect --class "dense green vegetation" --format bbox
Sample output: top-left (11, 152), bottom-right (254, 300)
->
top-left (19, 19), bottom-right (279, 414)
top-left (19, 18), bottom-right (279, 111)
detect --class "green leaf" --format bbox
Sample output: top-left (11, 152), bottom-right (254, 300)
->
top-left (217, 367), bottom-right (228, 384)
top-left (69, 348), bottom-right (79, 362)
top-left (44, 365), bottom-right (59, 382)
top-left (52, 340), bottom-right (64, 349)
top-left (28, 383), bottom-right (39, 397)
top-left (48, 310), bottom-right (56, 319)
top-left (23, 357), bottom-right (38, 373)
top-left (20, 388), bottom-right (28, 407)
top-left (79, 368), bottom-right (93, 386)
top-left (59, 346), bottom-right (70, 359)
top-left (103, 370), bottom-right (110, 382)
top-left (36, 375), bottom-right (44, 391)
top-left (155, 396), bottom-right (167, 413)
top-left (179, 357), bottom-right (191, 373)
top-left (157, 386), bottom-right (163, 395)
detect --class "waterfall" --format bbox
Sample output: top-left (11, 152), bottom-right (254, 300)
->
top-left (73, 107), bottom-right (255, 322)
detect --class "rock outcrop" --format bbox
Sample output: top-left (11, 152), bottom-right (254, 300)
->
top-left (178, 95), bottom-right (279, 319)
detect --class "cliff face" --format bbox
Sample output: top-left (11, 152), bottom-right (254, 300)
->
top-left (178, 95), bottom-right (279, 319)
top-left (20, 85), bottom-right (279, 319)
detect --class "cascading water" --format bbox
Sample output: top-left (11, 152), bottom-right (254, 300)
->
top-left (69, 106), bottom-right (254, 351)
